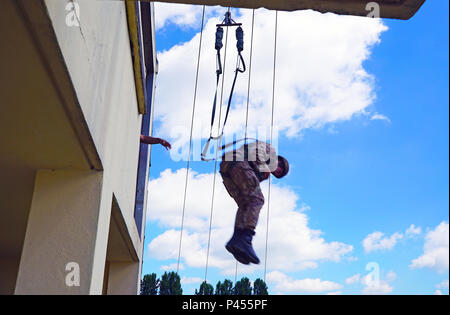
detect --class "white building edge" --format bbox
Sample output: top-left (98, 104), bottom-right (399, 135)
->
top-left (0, 0), bottom-right (156, 295)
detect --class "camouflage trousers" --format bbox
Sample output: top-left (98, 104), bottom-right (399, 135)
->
top-left (220, 161), bottom-right (265, 231)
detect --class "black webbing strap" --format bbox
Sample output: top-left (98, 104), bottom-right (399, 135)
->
top-left (210, 26), bottom-right (223, 130)
top-left (202, 22), bottom-right (246, 161)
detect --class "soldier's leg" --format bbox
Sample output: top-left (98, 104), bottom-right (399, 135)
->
top-left (227, 163), bottom-right (265, 231)
top-left (220, 162), bottom-right (251, 264)
top-left (234, 191), bottom-right (264, 231)
top-left (225, 162), bottom-right (264, 264)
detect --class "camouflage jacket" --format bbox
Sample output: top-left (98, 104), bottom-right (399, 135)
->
top-left (222, 141), bottom-right (277, 180)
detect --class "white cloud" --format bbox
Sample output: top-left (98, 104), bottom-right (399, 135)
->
top-left (154, 3), bottom-right (228, 31)
top-left (345, 273), bottom-right (361, 285)
top-left (362, 278), bottom-right (394, 295)
top-left (361, 270), bottom-right (396, 295)
top-left (181, 276), bottom-right (204, 285)
top-left (434, 280), bottom-right (449, 297)
top-left (160, 263), bottom-right (184, 271)
top-left (153, 8), bottom-right (388, 149)
top-left (266, 270), bottom-right (342, 294)
top-left (406, 224), bottom-right (422, 238)
top-left (385, 270), bottom-right (397, 282)
top-left (436, 279), bottom-right (449, 290)
top-left (362, 231), bottom-right (403, 253)
top-left (362, 225), bottom-right (424, 253)
top-left (346, 270), bottom-right (396, 294)
top-left (410, 221), bottom-right (449, 273)
top-left (154, 2), bottom-right (203, 30)
top-left (370, 113), bottom-right (391, 123)
top-left (146, 168), bottom-right (353, 276)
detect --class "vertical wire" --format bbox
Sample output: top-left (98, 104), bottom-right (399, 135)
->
top-left (234, 7), bottom-right (256, 284)
top-left (264, 10), bottom-right (278, 284)
top-left (204, 7), bottom-right (231, 283)
top-left (244, 9), bottom-right (255, 142)
top-left (177, 6), bottom-right (206, 274)
top-left (234, 262), bottom-right (238, 286)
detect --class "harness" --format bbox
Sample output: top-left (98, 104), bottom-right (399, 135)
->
top-left (201, 11), bottom-right (246, 162)
top-left (220, 140), bottom-right (268, 182)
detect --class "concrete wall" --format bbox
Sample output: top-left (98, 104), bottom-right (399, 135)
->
top-left (15, 170), bottom-right (104, 294)
top-left (42, 0), bottom-right (143, 293)
top-left (0, 0), bottom-right (146, 294)
top-left (0, 259), bottom-right (20, 295)
top-left (44, 0), bottom-right (142, 221)
top-left (107, 262), bottom-right (140, 295)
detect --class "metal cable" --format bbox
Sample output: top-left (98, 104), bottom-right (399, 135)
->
top-left (235, 7), bottom-right (256, 283)
top-left (264, 10), bottom-right (278, 283)
top-left (204, 7), bottom-right (231, 283)
top-left (177, 6), bottom-right (206, 274)
top-left (244, 9), bottom-right (255, 142)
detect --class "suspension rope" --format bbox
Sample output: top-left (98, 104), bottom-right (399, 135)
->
top-left (264, 10), bottom-right (278, 283)
top-left (244, 9), bottom-right (255, 144)
top-left (204, 7), bottom-right (232, 283)
top-left (202, 9), bottom-right (246, 162)
top-left (235, 8), bottom-right (256, 283)
top-left (177, 6), bottom-right (206, 274)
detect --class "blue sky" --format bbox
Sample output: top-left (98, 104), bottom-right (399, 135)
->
top-left (142, 1), bottom-right (449, 295)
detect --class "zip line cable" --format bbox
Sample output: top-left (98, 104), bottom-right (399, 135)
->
top-left (204, 7), bottom-right (232, 283)
top-left (177, 5), bottom-right (206, 274)
top-left (235, 8), bottom-right (256, 283)
top-left (201, 9), bottom-right (246, 162)
top-left (244, 9), bottom-right (255, 144)
top-left (264, 10), bottom-right (278, 283)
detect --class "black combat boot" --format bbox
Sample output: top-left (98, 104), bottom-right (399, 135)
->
top-left (225, 228), bottom-right (260, 264)
top-left (225, 229), bottom-right (250, 264)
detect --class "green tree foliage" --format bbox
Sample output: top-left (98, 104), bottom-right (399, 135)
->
top-left (140, 273), bottom-right (269, 296)
top-left (140, 273), bottom-right (160, 295)
top-left (215, 279), bottom-right (234, 295)
top-left (159, 271), bottom-right (183, 295)
top-left (234, 277), bottom-right (252, 295)
top-left (252, 278), bottom-right (269, 295)
top-left (195, 281), bottom-right (214, 295)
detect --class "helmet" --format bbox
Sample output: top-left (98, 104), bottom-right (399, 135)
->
top-left (273, 155), bottom-right (289, 178)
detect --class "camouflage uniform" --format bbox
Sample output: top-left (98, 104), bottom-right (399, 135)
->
top-left (220, 141), bottom-right (277, 231)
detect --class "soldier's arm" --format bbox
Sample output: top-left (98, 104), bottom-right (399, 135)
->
top-left (140, 135), bottom-right (172, 150)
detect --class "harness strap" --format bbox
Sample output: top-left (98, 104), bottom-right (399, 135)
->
top-left (201, 14), bottom-right (246, 162)
top-left (215, 26), bottom-right (224, 51)
top-left (219, 141), bottom-right (266, 182)
top-left (209, 26), bottom-right (224, 129)
top-left (202, 138), bottom-right (259, 162)
top-left (236, 26), bottom-right (244, 52)
top-left (221, 137), bottom-right (258, 151)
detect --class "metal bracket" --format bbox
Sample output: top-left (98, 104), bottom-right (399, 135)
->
top-left (216, 11), bottom-right (242, 27)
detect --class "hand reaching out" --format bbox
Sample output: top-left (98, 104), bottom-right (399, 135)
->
top-left (159, 139), bottom-right (172, 150)
top-left (140, 135), bottom-right (172, 150)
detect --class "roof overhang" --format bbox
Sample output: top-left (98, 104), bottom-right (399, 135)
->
top-left (1, 0), bottom-right (102, 171)
top-left (125, 1), bottom-right (146, 115)
top-left (147, 0), bottom-right (426, 20)
top-left (125, 1), bottom-right (158, 115)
